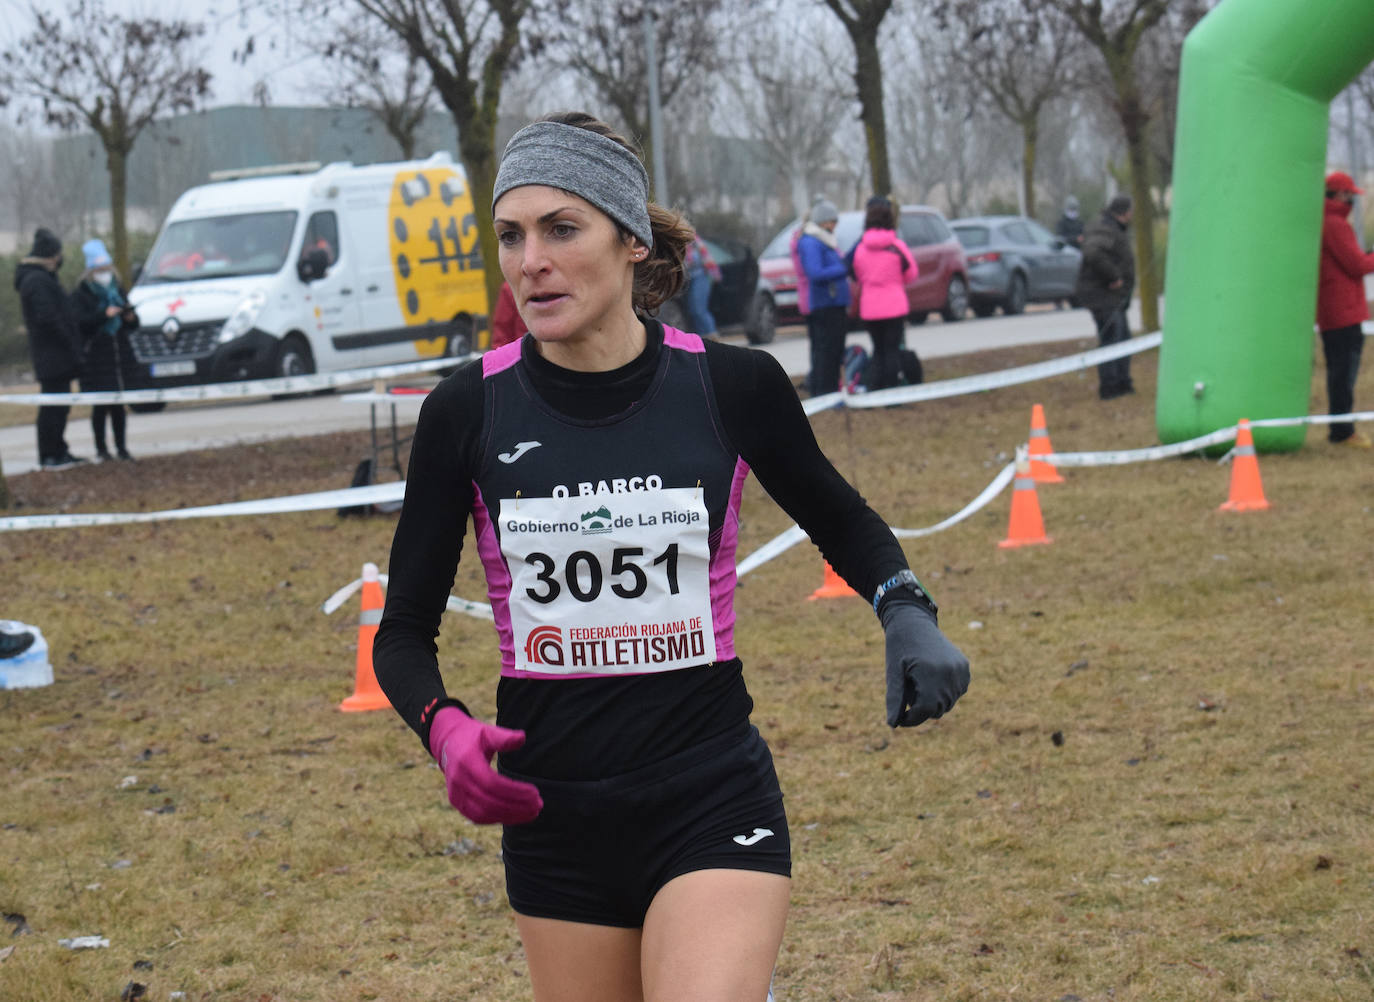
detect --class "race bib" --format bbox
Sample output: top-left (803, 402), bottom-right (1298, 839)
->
top-left (499, 487), bottom-right (717, 675)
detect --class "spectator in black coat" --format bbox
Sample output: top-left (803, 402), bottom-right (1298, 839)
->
top-left (1075, 195), bottom-right (1137, 399)
top-left (15, 228), bottom-right (87, 469)
top-left (73, 238), bottom-right (140, 461)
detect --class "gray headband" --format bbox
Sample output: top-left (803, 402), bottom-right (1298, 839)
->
top-left (493, 121), bottom-right (653, 248)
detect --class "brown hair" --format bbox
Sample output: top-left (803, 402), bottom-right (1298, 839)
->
top-left (537, 111), bottom-right (692, 312)
top-left (863, 197), bottom-right (895, 231)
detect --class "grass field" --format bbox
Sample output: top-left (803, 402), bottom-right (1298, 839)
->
top-left (1, 339), bottom-right (1372, 1002)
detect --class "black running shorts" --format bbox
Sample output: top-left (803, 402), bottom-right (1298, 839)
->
top-left (500, 724), bottom-right (791, 928)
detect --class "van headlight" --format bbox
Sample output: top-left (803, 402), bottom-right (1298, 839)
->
top-left (219, 291), bottom-right (267, 343)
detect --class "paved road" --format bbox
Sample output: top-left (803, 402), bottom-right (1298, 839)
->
top-left (0, 305), bottom-right (1108, 475)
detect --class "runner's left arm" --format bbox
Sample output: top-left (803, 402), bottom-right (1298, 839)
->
top-left (704, 341), bottom-right (911, 605)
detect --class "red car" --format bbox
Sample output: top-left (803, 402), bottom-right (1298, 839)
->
top-left (756, 204), bottom-right (970, 326)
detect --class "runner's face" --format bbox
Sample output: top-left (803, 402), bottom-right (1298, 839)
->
top-left (494, 185), bottom-right (638, 347)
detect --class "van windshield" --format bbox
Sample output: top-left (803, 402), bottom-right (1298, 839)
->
top-left (140, 211), bottom-right (299, 283)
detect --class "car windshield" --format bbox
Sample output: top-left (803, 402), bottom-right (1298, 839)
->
top-left (953, 226), bottom-right (990, 249)
top-left (760, 211), bottom-right (867, 259)
top-left (140, 211), bottom-right (299, 283)
top-left (760, 225), bottom-right (798, 260)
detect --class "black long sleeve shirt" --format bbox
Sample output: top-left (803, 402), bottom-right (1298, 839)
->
top-left (373, 322), bottom-right (913, 780)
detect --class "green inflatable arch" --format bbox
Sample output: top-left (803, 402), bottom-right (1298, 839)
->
top-left (1157, 0), bottom-right (1374, 451)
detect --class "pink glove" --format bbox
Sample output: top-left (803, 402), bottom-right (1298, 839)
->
top-left (428, 706), bottom-right (543, 825)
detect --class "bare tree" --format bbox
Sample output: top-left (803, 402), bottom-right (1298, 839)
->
top-left (932, 0), bottom-right (1082, 219)
top-left (547, 0), bottom-right (726, 191)
top-left (304, 0), bottom-right (539, 311)
top-left (1137, 0), bottom-right (1214, 208)
top-left (1044, 0), bottom-right (1172, 334)
top-left (887, 19), bottom-right (1017, 218)
top-left (314, 16), bottom-right (437, 159)
top-left (820, 0), bottom-right (895, 197)
top-left (724, 21), bottom-right (852, 217)
top-left (0, 0), bottom-right (211, 279)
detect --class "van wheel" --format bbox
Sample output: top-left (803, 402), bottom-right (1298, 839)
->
top-left (274, 334), bottom-right (315, 378)
top-left (941, 276), bottom-right (968, 322)
top-left (446, 315), bottom-right (474, 359)
top-left (746, 295), bottom-right (776, 345)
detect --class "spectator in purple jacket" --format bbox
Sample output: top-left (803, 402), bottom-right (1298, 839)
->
top-left (849, 197), bottom-right (916, 391)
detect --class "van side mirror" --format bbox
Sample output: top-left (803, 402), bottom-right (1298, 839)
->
top-left (298, 246), bottom-right (329, 283)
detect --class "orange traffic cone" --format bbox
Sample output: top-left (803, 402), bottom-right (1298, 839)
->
top-left (340, 562), bottom-right (392, 712)
top-left (999, 448), bottom-right (1053, 548)
top-left (808, 562), bottom-right (859, 600)
top-left (1218, 418), bottom-right (1270, 512)
top-left (1026, 403), bottom-right (1064, 484)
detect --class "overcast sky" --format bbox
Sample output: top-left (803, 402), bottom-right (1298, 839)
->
top-left (0, 0), bottom-right (320, 107)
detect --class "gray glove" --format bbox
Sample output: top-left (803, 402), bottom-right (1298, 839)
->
top-left (881, 602), bottom-right (970, 727)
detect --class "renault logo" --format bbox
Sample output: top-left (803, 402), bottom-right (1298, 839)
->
top-left (161, 317), bottom-right (181, 343)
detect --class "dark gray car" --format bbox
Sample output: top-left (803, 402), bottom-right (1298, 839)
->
top-left (951, 215), bottom-right (1082, 317)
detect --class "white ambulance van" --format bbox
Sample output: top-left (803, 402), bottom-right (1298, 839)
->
top-left (127, 153), bottom-right (489, 388)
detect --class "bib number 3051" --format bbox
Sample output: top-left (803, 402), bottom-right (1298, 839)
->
top-left (524, 544), bottom-right (678, 604)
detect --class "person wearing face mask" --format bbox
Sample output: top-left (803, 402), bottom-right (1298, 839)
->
top-left (72, 239), bottom-right (140, 461)
top-left (1317, 171), bottom-right (1374, 449)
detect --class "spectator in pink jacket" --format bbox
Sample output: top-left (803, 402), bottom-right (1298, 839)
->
top-left (849, 197), bottom-right (916, 390)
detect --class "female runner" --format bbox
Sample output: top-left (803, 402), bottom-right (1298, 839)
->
top-left (373, 111), bottom-right (970, 1002)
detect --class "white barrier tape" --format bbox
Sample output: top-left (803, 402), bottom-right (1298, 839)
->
top-left (802, 391), bottom-right (845, 416)
top-left (1044, 428), bottom-right (1237, 467)
top-left (322, 578), bottom-right (363, 615)
top-left (735, 462), bottom-right (1018, 578)
top-left (845, 332), bottom-right (1161, 409)
top-left (340, 390), bottom-right (432, 405)
top-left (322, 572), bottom-right (493, 621)
top-left (735, 525), bottom-right (808, 578)
top-left (0, 355), bottom-right (472, 406)
top-left (1251, 410), bottom-right (1374, 428)
top-left (892, 461), bottom-right (1017, 539)
top-left (0, 480), bottom-right (405, 532)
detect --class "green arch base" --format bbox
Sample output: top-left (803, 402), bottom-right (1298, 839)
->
top-left (1157, 0), bottom-right (1374, 452)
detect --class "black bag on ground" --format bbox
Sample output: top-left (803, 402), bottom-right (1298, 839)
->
top-left (898, 348), bottom-right (924, 385)
top-left (338, 458), bottom-right (375, 517)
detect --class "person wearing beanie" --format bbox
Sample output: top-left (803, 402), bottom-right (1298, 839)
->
top-left (1075, 194), bottom-right (1136, 399)
top-left (72, 237), bottom-right (141, 461)
top-left (1316, 170), bottom-right (1374, 448)
top-left (15, 226), bottom-right (87, 469)
top-left (797, 197), bottom-right (851, 396)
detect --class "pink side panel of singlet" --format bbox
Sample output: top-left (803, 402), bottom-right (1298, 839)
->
top-left (481, 339), bottom-right (523, 378)
top-left (662, 326), bottom-right (705, 353)
top-left (470, 484), bottom-right (516, 669)
top-left (707, 457), bottom-right (749, 661)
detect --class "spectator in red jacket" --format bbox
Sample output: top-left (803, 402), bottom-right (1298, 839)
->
top-left (491, 280), bottom-right (523, 348)
top-left (1317, 170), bottom-right (1374, 448)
